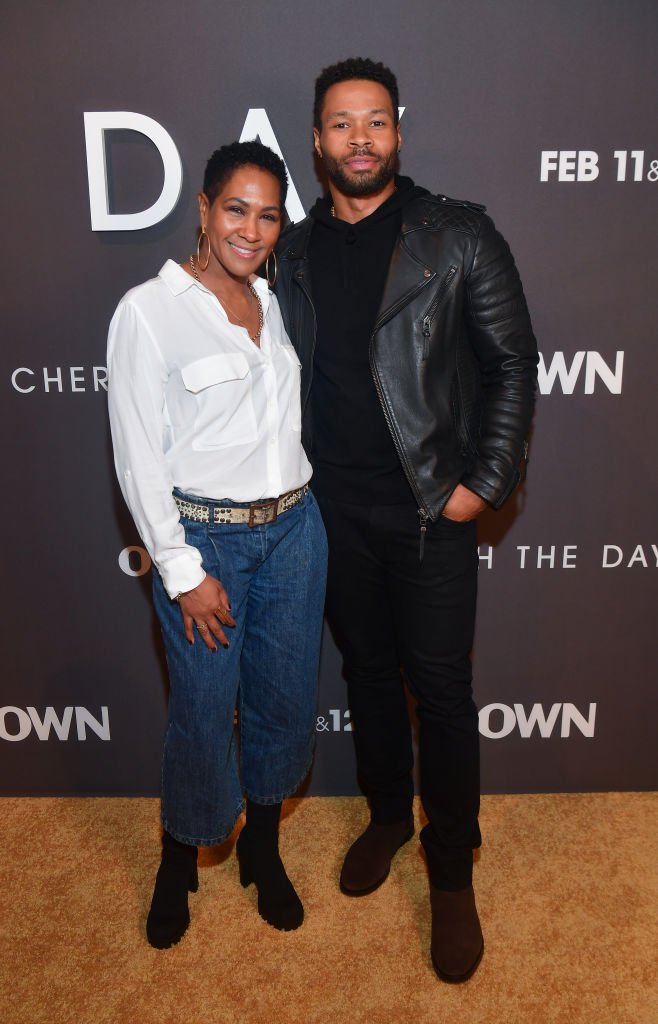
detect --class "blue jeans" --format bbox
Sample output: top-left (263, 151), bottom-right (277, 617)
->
top-left (152, 489), bottom-right (327, 846)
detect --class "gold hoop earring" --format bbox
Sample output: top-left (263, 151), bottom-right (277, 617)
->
top-left (265, 250), bottom-right (277, 288)
top-left (196, 228), bottom-right (210, 271)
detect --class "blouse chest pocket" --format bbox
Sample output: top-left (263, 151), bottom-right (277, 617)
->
top-left (181, 352), bottom-right (257, 450)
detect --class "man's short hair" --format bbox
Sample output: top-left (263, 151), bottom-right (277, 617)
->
top-left (313, 58), bottom-right (399, 130)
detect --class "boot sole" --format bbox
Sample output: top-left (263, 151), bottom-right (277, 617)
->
top-left (339, 827), bottom-right (415, 897)
top-left (146, 919), bottom-right (190, 949)
top-left (257, 903), bottom-right (304, 931)
top-left (431, 940), bottom-right (484, 983)
top-left (238, 851), bottom-right (304, 930)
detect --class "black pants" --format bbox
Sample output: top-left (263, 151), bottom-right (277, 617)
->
top-left (317, 495), bottom-right (481, 891)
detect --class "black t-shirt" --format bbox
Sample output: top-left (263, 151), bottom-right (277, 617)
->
top-left (308, 176), bottom-right (428, 504)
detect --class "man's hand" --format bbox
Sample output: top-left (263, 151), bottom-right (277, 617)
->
top-left (178, 575), bottom-right (235, 651)
top-left (442, 484), bottom-right (487, 523)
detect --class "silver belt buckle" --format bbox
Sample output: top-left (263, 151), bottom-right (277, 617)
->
top-left (248, 499), bottom-right (278, 527)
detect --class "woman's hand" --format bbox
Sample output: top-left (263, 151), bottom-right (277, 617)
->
top-left (177, 575), bottom-right (235, 651)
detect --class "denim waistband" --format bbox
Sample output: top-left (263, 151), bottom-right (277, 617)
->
top-left (173, 486), bottom-right (309, 509)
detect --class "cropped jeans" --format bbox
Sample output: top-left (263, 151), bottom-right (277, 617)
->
top-left (152, 488), bottom-right (327, 846)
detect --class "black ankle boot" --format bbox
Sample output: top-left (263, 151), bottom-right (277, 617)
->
top-left (236, 800), bottom-right (303, 931)
top-left (146, 830), bottom-right (198, 949)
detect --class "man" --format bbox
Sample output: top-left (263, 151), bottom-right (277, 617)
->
top-left (275, 58), bottom-right (538, 982)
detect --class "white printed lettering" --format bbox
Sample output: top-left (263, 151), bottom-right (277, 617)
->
top-left (584, 352), bottom-right (624, 394)
top-left (514, 702), bottom-right (562, 738)
top-left (84, 111), bottom-right (183, 231)
top-left (478, 546), bottom-right (493, 569)
top-left (602, 545), bottom-right (623, 568)
top-left (560, 703), bottom-right (597, 738)
top-left (70, 367), bottom-right (86, 393)
top-left (43, 367), bottom-right (63, 393)
top-left (118, 546), bottom-right (152, 577)
top-left (517, 545), bottom-right (530, 569)
top-left (0, 707), bottom-right (32, 741)
top-left (537, 545), bottom-right (556, 568)
top-left (478, 703), bottom-right (516, 739)
top-left (11, 368), bottom-right (35, 393)
top-left (75, 706), bottom-right (110, 741)
top-left (27, 706), bottom-right (74, 741)
top-left (93, 366), bottom-right (108, 391)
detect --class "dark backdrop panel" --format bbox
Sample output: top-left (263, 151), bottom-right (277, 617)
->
top-left (1, 0), bottom-right (656, 795)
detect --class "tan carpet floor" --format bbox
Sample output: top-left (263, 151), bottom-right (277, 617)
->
top-left (1, 794), bottom-right (656, 1024)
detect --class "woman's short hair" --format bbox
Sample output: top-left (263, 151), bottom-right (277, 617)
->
top-left (203, 141), bottom-right (288, 206)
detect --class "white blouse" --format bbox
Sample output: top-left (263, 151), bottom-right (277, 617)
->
top-left (107, 260), bottom-right (311, 599)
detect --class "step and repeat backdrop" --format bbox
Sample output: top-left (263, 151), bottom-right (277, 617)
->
top-left (2, 1), bottom-right (656, 796)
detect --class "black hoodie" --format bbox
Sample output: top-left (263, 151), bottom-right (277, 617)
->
top-left (308, 175), bottom-right (429, 504)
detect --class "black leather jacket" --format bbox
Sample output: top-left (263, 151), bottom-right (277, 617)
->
top-left (275, 192), bottom-right (538, 519)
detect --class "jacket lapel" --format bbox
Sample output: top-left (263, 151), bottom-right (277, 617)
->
top-left (374, 230), bottom-right (435, 332)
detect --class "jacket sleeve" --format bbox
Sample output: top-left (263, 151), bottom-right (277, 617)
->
top-left (459, 214), bottom-right (538, 508)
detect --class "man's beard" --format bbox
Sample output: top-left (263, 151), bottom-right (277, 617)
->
top-left (322, 150), bottom-right (398, 197)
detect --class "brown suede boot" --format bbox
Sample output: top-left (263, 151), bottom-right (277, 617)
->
top-left (340, 818), bottom-right (414, 895)
top-left (430, 884), bottom-right (484, 982)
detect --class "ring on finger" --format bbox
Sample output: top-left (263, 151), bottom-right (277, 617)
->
top-left (196, 622), bottom-right (209, 632)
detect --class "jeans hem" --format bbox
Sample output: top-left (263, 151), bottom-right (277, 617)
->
top-left (161, 797), bottom-right (245, 848)
top-left (243, 754), bottom-right (314, 806)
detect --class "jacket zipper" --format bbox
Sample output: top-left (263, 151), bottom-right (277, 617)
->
top-left (422, 266), bottom-right (457, 358)
top-left (520, 439), bottom-right (529, 481)
top-left (370, 266), bottom-right (457, 559)
top-left (371, 274), bottom-right (433, 335)
top-left (370, 358), bottom-right (430, 561)
top-left (501, 440), bottom-right (530, 502)
top-left (418, 509), bottom-right (429, 561)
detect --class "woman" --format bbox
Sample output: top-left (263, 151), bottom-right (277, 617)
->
top-left (107, 141), bottom-right (327, 948)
